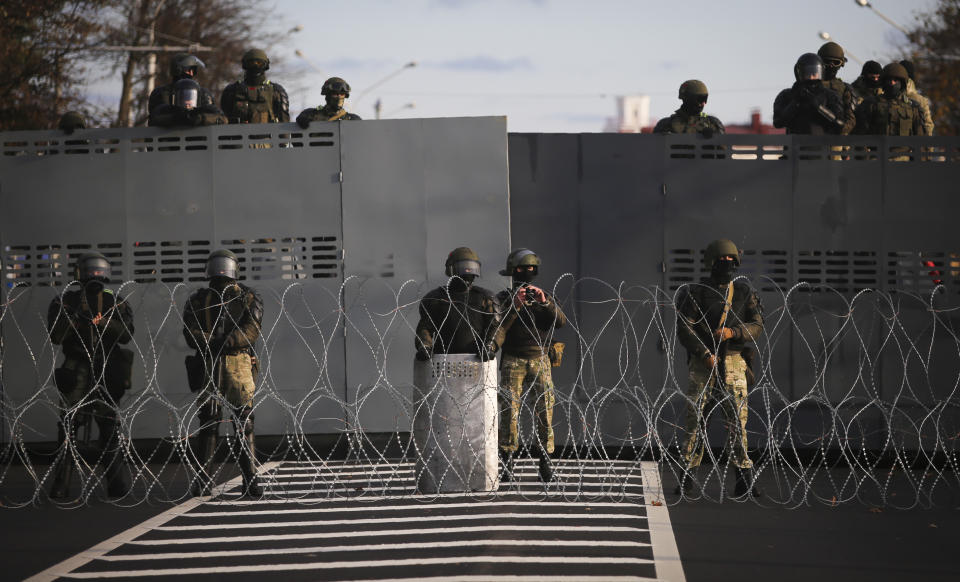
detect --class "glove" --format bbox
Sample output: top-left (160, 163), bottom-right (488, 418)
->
top-left (296, 115), bottom-right (311, 129)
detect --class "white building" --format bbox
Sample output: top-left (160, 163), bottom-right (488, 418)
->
top-left (603, 95), bottom-right (650, 133)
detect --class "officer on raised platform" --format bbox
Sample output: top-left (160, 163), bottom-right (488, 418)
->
top-left (296, 77), bottom-right (362, 127)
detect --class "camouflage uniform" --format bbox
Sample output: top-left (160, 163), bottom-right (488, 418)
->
top-left (296, 105), bottom-right (361, 124)
top-left (904, 78), bottom-right (934, 136)
top-left (676, 278), bottom-right (763, 470)
top-left (495, 288), bottom-right (567, 455)
top-left (821, 78), bottom-right (857, 135)
top-left (415, 285), bottom-right (500, 358)
top-left (851, 76), bottom-right (883, 102)
top-left (182, 277), bottom-right (264, 496)
top-left (653, 110), bottom-right (725, 136)
top-left (220, 80), bottom-right (290, 124)
top-left (47, 281), bottom-right (134, 498)
top-left (854, 93), bottom-right (924, 136)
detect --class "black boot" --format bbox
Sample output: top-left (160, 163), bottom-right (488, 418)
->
top-left (236, 408), bottom-right (263, 498)
top-left (99, 418), bottom-right (131, 498)
top-left (49, 422), bottom-right (74, 500)
top-left (499, 450), bottom-right (515, 482)
top-left (190, 427), bottom-right (218, 497)
top-left (674, 470), bottom-right (697, 496)
top-left (734, 467), bottom-right (763, 498)
top-left (538, 450), bottom-right (555, 482)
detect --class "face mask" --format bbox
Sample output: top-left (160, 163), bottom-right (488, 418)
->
top-left (823, 65), bottom-right (840, 80)
top-left (513, 271), bottom-right (536, 285)
top-left (883, 80), bottom-right (903, 99)
top-left (680, 98), bottom-right (706, 115)
top-left (326, 95), bottom-right (345, 110)
top-left (244, 69), bottom-right (266, 85)
top-left (711, 260), bottom-right (737, 283)
top-left (448, 275), bottom-right (474, 292)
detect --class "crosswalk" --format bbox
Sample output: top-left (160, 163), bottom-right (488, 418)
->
top-left (27, 459), bottom-right (684, 581)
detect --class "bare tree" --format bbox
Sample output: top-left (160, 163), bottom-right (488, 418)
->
top-left (903, 0), bottom-right (960, 135)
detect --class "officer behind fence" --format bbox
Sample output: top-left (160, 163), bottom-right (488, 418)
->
top-left (653, 80), bottom-right (725, 137)
top-left (899, 59), bottom-right (935, 136)
top-left (494, 249), bottom-right (567, 483)
top-left (851, 60), bottom-right (884, 102)
top-left (148, 54), bottom-right (215, 116)
top-left (149, 78), bottom-right (228, 127)
top-left (817, 42), bottom-right (857, 135)
top-left (182, 250), bottom-right (264, 497)
top-left (296, 77), bottom-right (362, 127)
top-left (675, 239), bottom-right (763, 498)
top-left (773, 53), bottom-right (846, 135)
top-left (220, 49), bottom-right (290, 124)
top-left (415, 247), bottom-right (501, 362)
top-left (853, 63), bottom-right (924, 136)
top-left (47, 253), bottom-right (134, 499)
top-left (57, 111), bottom-right (87, 134)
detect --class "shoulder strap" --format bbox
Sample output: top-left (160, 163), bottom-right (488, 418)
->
top-left (718, 282), bottom-right (734, 330)
top-left (203, 289), bottom-right (214, 331)
top-left (328, 109), bottom-right (348, 121)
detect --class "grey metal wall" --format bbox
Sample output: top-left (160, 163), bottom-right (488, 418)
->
top-left (0, 117), bottom-right (511, 440)
top-left (508, 133), bottom-right (960, 446)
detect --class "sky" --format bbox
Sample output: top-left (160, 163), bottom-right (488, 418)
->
top-left (92, 0), bottom-right (939, 132)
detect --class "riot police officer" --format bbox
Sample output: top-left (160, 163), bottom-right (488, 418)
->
top-left (148, 54), bottom-right (216, 116)
top-left (182, 250), bottom-right (264, 497)
top-left (653, 80), bottom-right (725, 137)
top-left (296, 77), bottom-right (362, 127)
top-left (47, 253), bottom-right (134, 499)
top-left (854, 63), bottom-right (924, 136)
top-left (220, 49), bottom-right (290, 124)
top-left (817, 42), bottom-right (857, 135)
top-left (494, 249), bottom-right (566, 482)
top-left (773, 53), bottom-right (846, 135)
top-left (149, 79), bottom-right (228, 127)
top-left (675, 239), bottom-right (763, 498)
top-left (415, 247), bottom-right (500, 361)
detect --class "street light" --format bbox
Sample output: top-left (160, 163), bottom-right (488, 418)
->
top-left (817, 31), bottom-right (864, 65)
top-left (354, 61), bottom-right (417, 105)
top-left (374, 101), bottom-right (416, 119)
top-left (294, 49), bottom-right (325, 77)
top-left (853, 0), bottom-right (910, 36)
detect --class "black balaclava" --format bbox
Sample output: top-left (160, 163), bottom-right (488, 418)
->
top-left (883, 78), bottom-right (904, 99)
top-left (512, 269), bottom-right (536, 286)
top-left (680, 96), bottom-right (706, 116)
top-left (448, 274), bottom-right (475, 293)
top-left (711, 258), bottom-right (738, 285)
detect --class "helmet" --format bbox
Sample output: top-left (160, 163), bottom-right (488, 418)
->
top-left (704, 239), bottom-right (740, 270)
top-left (173, 78), bottom-right (200, 109)
top-left (170, 53), bottom-right (205, 80)
top-left (678, 80), bottom-right (709, 100)
top-left (58, 111), bottom-right (86, 133)
top-left (817, 42), bottom-right (847, 65)
top-left (206, 250), bottom-right (239, 280)
top-left (242, 48), bottom-right (270, 71)
top-left (499, 248), bottom-right (541, 276)
top-left (899, 59), bottom-right (916, 81)
top-left (444, 247), bottom-right (481, 278)
top-left (321, 77), bottom-right (351, 97)
top-left (882, 63), bottom-right (910, 84)
top-left (861, 60), bottom-right (883, 77)
top-left (794, 53), bottom-right (824, 82)
top-left (75, 252), bottom-right (111, 282)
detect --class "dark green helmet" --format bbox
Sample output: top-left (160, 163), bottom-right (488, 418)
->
top-left (242, 48), bottom-right (270, 71)
top-left (170, 53), bottom-right (205, 79)
top-left (817, 42), bottom-right (847, 65)
top-left (206, 249), bottom-right (239, 280)
top-left (499, 248), bottom-right (541, 276)
top-left (74, 252), bottom-right (111, 282)
top-left (704, 239), bottom-right (740, 270)
top-left (882, 63), bottom-right (909, 84)
top-left (58, 111), bottom-right (86, 133)
top-left (445, 246), bottom-right (481, 277)
top-left (678, 80), bottom-right (708, 100)
top-left (321, 77), bottom-right (351, 97)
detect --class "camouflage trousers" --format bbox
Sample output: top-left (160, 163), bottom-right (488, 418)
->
top-left (198, 353), bottom-right (256, 411)
top-left (681, 353), bottom-right (753, 469)
top-left (499, 354), bottom-right (555, 454)
top-left (57, 357), bottom-right (121, 425)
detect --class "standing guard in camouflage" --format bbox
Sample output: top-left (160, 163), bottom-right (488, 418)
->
top-left (182, 250), bottom-right (265, 497)
top-left (851, 60), bottom-right (884, 103)
top-left (675, 239), bottom-right (763, 498)
top-left (653, 80), bottom-right (724, 137)
top-left (415, 247), bottom-right (501, 361)
top-left (773, 53), bottom-right (846, 135)
top-left (148, 54), bottom-right (216, 117)
top-left (854, 63), bottom-right (924, 136)
top-left (220, 49), bottom-right (290, 124)
top-left (296, 77), bottom-right (362, 127)
top-left (899, 60), bottom-right (935, 136)
top-left (817, 42), bottom-right (857, 135)
top-left (494, 249), bottom-right (567, 483)
top-left (47, 253), bottom-right (134, 499)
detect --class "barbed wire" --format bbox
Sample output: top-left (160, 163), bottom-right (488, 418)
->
top-left (1, 276), bottom-right (958, 508)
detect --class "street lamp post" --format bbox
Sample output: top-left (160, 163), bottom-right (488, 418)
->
top-left (853, 0), bottom-right (911, 36)
top-left (354, 61), bottom-right (417, 105)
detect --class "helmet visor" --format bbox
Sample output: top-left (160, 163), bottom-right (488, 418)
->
top-left (206, 256), bottom-right (238, 279)
top-left (449, 259), bottom-right (481, 278)
top-left (797, 60), bottom-right (823, 81)
top-left (325, 80), bottom-right (349, 94)
top-left (78, 257), bottom-right (110, 281)
top-left (176, 86), bottom-right (199, 109)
